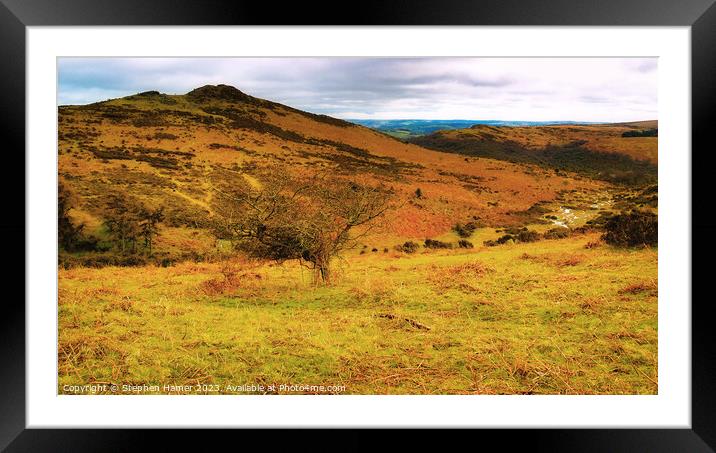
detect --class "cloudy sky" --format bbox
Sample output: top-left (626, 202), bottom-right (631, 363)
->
top-left (58, 57), bottom-right (657, 122)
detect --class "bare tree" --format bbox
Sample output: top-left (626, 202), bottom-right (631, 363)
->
top-left (212, 170), bottom-right (394, 284)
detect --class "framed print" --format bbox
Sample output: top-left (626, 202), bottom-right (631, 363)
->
top-left (3, 0), bottom-right (716, 450)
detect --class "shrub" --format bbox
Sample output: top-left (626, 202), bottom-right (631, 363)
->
top-left (453, 221), bottom-right (479, 238)
top-left (496, 234), bottom-right (514, 244)
top-left (516, 230), bottom-right (541, 242)
top-left (415, 188), bottom-right (423, 199)
top-left (152, 132), bottom-right (178, 140)
top-left (396, 241), bottom-right (420, 254)
top-left (543, 228), bottom-right (570, 240)
top-left (457, 239), bottom-right (474, 249)
top-left (424, 239), bottom-right (453, 249)
top-left (602, 210), bottom-right (657, 247)
top-left (58, 182), bottom-right (89, 252)
top-left (586, 212), bottom-right (616, 228)
top-left (501, 226), bottom-right (527, 235)
top-left (483, 230), bottom-right (539, 246)
top-left (484, 235), bottom-right (514, 247)
top-left (58, 252), bottom-right (150, 269)
top-left (622, 128), bottom-right (658, 138)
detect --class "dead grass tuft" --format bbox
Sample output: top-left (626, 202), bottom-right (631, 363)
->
top-left (107, 296), bottom-right (135, 312)
top-left (84, 286), bottom-right (121, 299)
top-left (441, 261), bottom-right (494, 277)
top-left (584, 240), bottom-right (602, 249)
top-left (580, 297), bottom-right (603, 311)
top-left (58, 335), bottom-right (123, 369)
top-left (606, 331), bottom-right (651, 345)
top-left (376, 313), bottom-right (431, 331)
top-left (199, 260), bottom-right (264, 296)
top-left (557, 255), bottom-right (584, 267)
top-left (618, 281), bottom-right (657, 296)
top-left (349, 279), bottom-right (395, 304)
top-left (428, 261), bottom-right (495, 292)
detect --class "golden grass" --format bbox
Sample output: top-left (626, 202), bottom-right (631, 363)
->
top-left (58, 232), bottom-right (657, 395)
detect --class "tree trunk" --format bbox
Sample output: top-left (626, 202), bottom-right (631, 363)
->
top-left (313, 258), bottom-right (331, 285)
top-left (319, 265), bottom-right (330, 284)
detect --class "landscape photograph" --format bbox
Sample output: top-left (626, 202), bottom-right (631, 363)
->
top-left (57, 57), bottom-right (658, 395)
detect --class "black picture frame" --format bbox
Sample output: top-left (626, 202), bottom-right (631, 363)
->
top-left (2, 0), bottom-right (714, 450)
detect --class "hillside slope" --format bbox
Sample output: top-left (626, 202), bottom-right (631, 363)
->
top-left (410, 122), bottom-right (657, 187)
top-left (58, 85), bottom-right (607, 248)
top-left (412, 122), bottom-right (657, 163)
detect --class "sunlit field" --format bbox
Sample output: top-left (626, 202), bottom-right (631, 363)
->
top-left (59, 230), bottom-right (657, 395)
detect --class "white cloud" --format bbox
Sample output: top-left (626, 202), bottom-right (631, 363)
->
top-left (58, 57), bottom-right (657, 122)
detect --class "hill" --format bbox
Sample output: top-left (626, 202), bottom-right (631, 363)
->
top-left (349, 119), bottom-right (599, 139)
top-left (58, 84), bottom-right (608, 252)
top-left (410, 122), bottom-right (658, 185)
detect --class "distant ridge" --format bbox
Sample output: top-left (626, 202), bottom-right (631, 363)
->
top-left (349, 119), bottom-right (612, 139)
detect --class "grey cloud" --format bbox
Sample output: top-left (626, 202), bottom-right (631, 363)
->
top-left (580, 95), bottom-right (612, 104)
top-left (58, 57), bottom-right (658, 122)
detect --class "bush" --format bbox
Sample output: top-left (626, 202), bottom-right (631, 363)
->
top-left (152, 132), bottom-right (178, 140)
top-left (453, 221), bottom-right (479, 238)
top-left (59, 252), bottom-right (150, 269)
top-left (602, 210), bottom-right (657, 247)
top-left (483, 229), bottom-right (540, 246)
top-left (457, 239), bottom-right (474, 249)
top-left (484, 234), bottom-right (514, 247)
top-left (395, 241), bottom-right (420, 254)
top-left (622, 128), bottom-right (658, 138)
top-left (516, 230), bottom-right (541, 242)
top-left (586, 211), bottom-right (616, 229)
top-left (424, 239), bottom-right (453, 249)
top-left (501, 226), bottom-right (527, 235)
top-left (543, 228), bottom-right (570, 240)
top-left (496, 234), bottom-right (514, 244)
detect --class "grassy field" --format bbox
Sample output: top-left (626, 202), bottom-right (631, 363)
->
top-left (58, 231), bottom-right (657, 395)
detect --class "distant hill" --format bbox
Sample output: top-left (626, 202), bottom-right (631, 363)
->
top-left (350, 119), bottom-right (604, 139)
top-left (410, 122), bottom-right (657, 185)
top-left (613, 120), bottom-right (658, 129)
